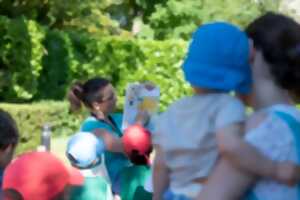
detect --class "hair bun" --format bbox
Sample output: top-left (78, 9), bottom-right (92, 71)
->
top-left (68, 82), bottom-right (84, 112)
top-left (72, 83), bottom-right (84, 100)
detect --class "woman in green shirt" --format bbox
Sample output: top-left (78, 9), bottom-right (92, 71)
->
top-left (67, 77), bottom-right (151, 199)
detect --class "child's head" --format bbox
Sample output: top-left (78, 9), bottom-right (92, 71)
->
top-left (0, 109), bottom-right (19, 169)
top-left (122, 125), bottom-right (152, 165)
top-left (2, 151), bottom-right (83, 200)
top-left (246, 12), bottom-right (300, 100)
top-left (66, 132), bottom-right (105, 169)
top-left (183, 22), bottom-right (252, 95)
top-left (68, 77), bottom-right (117, 114)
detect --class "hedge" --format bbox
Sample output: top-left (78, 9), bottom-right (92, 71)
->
top-left (0, 101), bottom-right (86, 154)
top-left (0, 101), bottom-right (260, 155)
top-left (0, 16), bottom-right (192, 111)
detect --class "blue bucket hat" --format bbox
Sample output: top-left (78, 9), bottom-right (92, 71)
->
top-left (66, 132), bottom-right (105, 169)
top-left (183, 22), bottom-right (252, 94)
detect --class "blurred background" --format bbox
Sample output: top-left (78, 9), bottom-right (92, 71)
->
top-left (0, 0), bottom-right (298, 158)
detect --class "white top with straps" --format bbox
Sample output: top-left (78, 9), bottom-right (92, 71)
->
top-left (245, 105), bottom-right (299, 200)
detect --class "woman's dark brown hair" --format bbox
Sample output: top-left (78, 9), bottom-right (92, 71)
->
top-left (67, 77), bottom-right (110, 112)
top-left (246, 12), bottom-right (300, 97)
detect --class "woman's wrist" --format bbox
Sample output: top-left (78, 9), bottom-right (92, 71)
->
top-left (135, 111), bottom-right (150, 126)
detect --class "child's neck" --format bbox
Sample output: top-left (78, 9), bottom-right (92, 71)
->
top-left (193, 87), bottom-right (222, 95)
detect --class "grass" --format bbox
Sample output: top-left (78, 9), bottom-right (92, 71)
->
top-left (51, 136), bottom-right (70, 166)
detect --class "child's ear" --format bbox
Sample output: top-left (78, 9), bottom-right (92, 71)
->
top-left (249, 39), bottom-right (256, 64)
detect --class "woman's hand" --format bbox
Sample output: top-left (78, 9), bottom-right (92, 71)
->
top-left (135, 110), bottom-right (150, 126)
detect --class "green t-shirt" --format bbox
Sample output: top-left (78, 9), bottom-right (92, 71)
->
top-left (70, 176), bottom-right (112, 200)
top-left (80, 113), bottom-right (131, 184)
top-left (120, 165), bottom-right (152, 200)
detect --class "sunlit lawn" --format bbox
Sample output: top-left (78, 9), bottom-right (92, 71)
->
top-left (51, 136), bottom-right (70, 166)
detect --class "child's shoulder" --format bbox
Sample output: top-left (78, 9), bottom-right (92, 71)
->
top-left (219, 93), bottom-right (244, 105)
top-left (168, 93), bottom-right (234, 108)
top-left (165, 94), bottom-right (244, 118)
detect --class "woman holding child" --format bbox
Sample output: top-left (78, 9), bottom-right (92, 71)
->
top-left (198, 12), bottom-right (300, 200)
top-left (153, 15), bottom-right (300, 200)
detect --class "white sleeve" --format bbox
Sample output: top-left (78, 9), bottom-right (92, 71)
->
top-left (245, 114), bottom-right (295, 161)
top-left (151, 112), bottom-right (167, 146)
top-left (215, 97), bottom-right (246, 130)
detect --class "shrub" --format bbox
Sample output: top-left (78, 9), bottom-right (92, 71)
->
top-left (0, 101), bottom-right (86, 154)
top-left (0, 16), bottom-right (44, 101)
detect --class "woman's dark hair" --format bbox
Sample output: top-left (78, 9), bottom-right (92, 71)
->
top-left (246, 12), bottom-right (300, 97)
top-left (68, 77), bottom-right (110, 112)
top-left (0, 109), bottom-right (19, 150)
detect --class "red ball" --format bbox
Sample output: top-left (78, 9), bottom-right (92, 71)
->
top-left (122, 125), bottom-right (152, 160)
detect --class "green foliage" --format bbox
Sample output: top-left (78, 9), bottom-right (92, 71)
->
top-left (0, 15), bottom-right (188, 109)
top-left (48, 0), bottom-right (124, 36)
top-left (0, 16), bottom-right (44, 101)
top-left (36, 30), bottom-right (72, 100)
top-left (0, 0), bottom-right (280, 40)
top-left (105, 0), bottom-right (164, 30)
top-left (146, 0), bottom-right (279, 40)
top-left (67, 36), bottom-right (189, 110)
top-left (0, 0), bottom-right (125, 36)
top-left (116, 39), bottom-right (190, 110)
top-left (0, 101), bottom-right (87, 154)
top-left (0, 0), bottom-right (281, 106)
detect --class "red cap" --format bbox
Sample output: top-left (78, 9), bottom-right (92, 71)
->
top-left (123, 125), bottom-right (152, 165)
top-left (3, 151), bottom-right (84, 200)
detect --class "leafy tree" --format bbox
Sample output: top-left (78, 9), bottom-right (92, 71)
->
top-left (0, 0), bottom-right (124, 36)
top-left (137, 0), bottom-right (280, 40)
top-left (0, 16), bottom-right (44, 101)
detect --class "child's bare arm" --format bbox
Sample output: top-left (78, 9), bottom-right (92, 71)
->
top-left (217, 118), bottom-right (300, 185)
top-left (197, 158), bottom-right (255, 200)
top-left (152, 145), bottom-right (170, 200)
top-left (216, 122), bottom-right (278, 178)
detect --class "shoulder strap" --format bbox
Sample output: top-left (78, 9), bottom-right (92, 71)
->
top-left (274, 111), bottom-right (300, 200)
top-left (274, 111), bottom-right (300, 161)
top-left (90, 113), bottom-right (123, 137)
top-left (108, 115), bottom-right (123, 137)
top-left (245, 192), bottom-right (259, 200)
